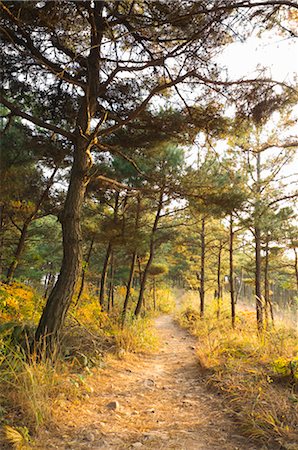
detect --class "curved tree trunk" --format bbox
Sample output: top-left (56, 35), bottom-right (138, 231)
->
top-left (34, 2), bottom-right (104, 355)
top-left (34, 144), bottom-right (91, 354)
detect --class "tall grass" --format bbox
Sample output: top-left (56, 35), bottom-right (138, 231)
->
top-left (178, 291), bottom-right (298, 448)
top-left (0, 340), bottom-right (66, 430)
top-left (112, 316), bottom-right (159, 353)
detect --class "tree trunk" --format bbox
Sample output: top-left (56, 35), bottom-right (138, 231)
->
top-left (0, 205), bottom-right (4, 276)
top-left (122, 196), bottom-right (141, 325)
top-left (34, 156), bottom-right (89, 353)
top-left (199, 217), bottom-right (206, 318)
top-left (75, 238), bottom-right (94, 307)
top-left (264, 236), bottom-right (275, 327)
top-left (216, 241), bottom-right (223, 319)
top-left (137, 256), bottom-right (143, 287)
top-left (229, 214), bottom-right (236, 328)
top-left (294, 248), bottom-right (298, 292)
top-left (255, 151), bottom-right (263, 333)
top-left (122, 251), bottom-right (137, 326)
top-left (107, 250), bottom-right (115, 313)
top-left (99, 191), bottom-right (119, 308)
top-left (264, 235), bottom-right (269, 326)
top-left (34, 1), bottom-right (104, 357)
top-left (6, 222), bottom-right (29, 284)
top-left (153, 276), bottom-right (157, 311)
top-left (99, 241), bottom-right (112, 309)
top-left (134, 191), bottom-right (163, 316)
top-left (44, 270), bottom-right (54, 299)
top-left (255, 226), bottom-right (263, 332)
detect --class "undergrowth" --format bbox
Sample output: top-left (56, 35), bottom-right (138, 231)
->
top-left (0, 281), bottom-right (171, 447)
top-left (178, 291), bottom-right (298, 449)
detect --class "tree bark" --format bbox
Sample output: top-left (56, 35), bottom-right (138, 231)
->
top-left (34, 2), bottom-right (105, 355)
top-left (0, 205), bottom-right (4, 276)
top-left (74, 238), bottom-right (94, 307)
top-left (99, 241), bottom-right (112, 309)
top-left (34, 142), bottom-right (92, 354)
top-left (264, 235), bottom-right (270, 326)
top-left (99, 191), bottom-right (119, 309)
top-left (122, 252), bottom-right (137, 326)
top-left (216, 241), bottom-right (223, 319)
top-left (6, 222), bottom-right (29, 284)
top-left (294, 247), bottom-right (298, 292)
top-left (122, 196), bottom-right (141, 325)
top-left (134, 191), bottom-right (163, 317)
top-left (229, 214), bottom-right (236, 328)
top-left (107, 250), bottom-right (115, 313)
top-left (137, 256), bottom-right (143, 287)
top-left (153, 276), bottom-right (157, 311)
top-left (44, 269), bottom-right (54, 299)
top-left (199, 217), bottom-right (206, 318)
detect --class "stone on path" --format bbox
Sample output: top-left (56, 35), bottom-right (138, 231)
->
top-left (106, 400), bottom-right (120, 410)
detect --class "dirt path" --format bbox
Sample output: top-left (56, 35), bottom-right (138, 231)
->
top-left (40, 315), bottom-right (261, 450)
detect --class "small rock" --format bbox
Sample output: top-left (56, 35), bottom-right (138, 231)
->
top-left (131, 443), bottom-right (143, 448)
top-left (144, 378), bottom-right (155, 388)
top-left (106, 400), bottom-right (120, 410)
top-left (190, 345), bottom-right (196, 350)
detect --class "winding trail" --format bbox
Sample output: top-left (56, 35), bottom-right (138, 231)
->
top-left (40, 314), bottom-right (262, 449)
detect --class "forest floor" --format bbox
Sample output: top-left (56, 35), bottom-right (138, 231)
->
top-left (35, 313), bottom-right (267, 450)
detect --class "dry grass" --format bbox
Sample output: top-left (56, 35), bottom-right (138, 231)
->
top-left (178, 291), bottom-right (298, 449)
top-left (0, 282), bottom-right (164, 446)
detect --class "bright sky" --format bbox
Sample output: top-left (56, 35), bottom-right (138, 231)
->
top-left (217, 34), bottom-right (298, 177)
top-left (218, 35), bottom-right (298, 83)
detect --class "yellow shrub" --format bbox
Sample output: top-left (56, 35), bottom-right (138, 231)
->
top-left (0, 282), bottom-right (38, 323)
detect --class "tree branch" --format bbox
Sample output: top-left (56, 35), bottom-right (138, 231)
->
top-left (0, 95), bottom-right (74, 141)
top-left (98, 70), bottom-right (196, 137)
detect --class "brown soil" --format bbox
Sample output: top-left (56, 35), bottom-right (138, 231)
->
top-left (34, 314), bottom-right (266, 450)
